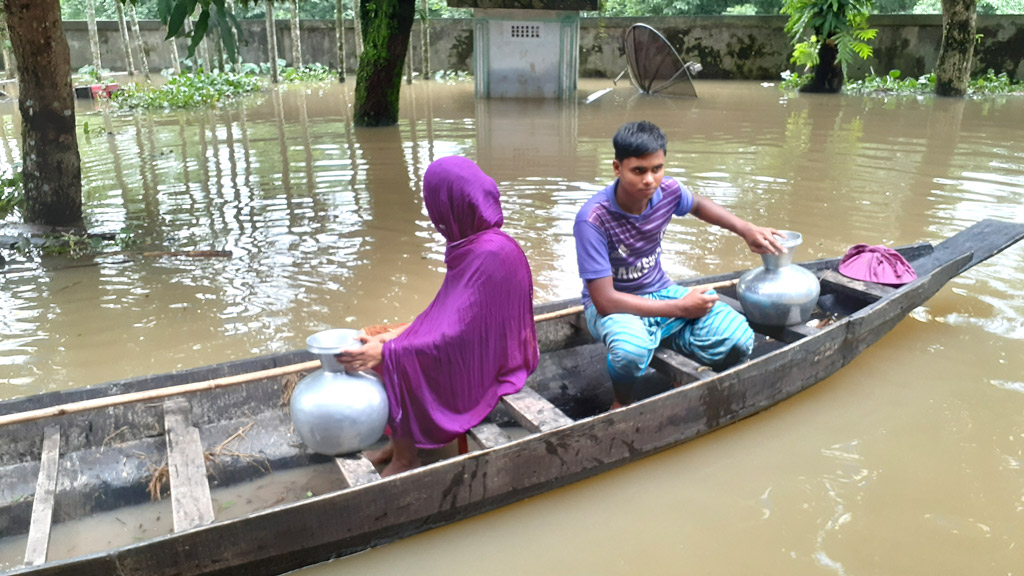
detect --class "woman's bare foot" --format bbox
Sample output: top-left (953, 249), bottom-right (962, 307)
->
top-left (380, 437), bottom-right (420, 477)
top-left (364, 440), bottom-right (394, 466)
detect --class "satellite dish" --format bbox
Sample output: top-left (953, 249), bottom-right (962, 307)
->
top-left (622, 23), bottom-right (702, 98)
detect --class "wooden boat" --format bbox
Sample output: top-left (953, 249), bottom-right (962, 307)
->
top-left (2, 219), bottom-right (1022, 576)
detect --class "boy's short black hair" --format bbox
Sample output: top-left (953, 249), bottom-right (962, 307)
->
top-left (613, 121), bottom-right (667, 162)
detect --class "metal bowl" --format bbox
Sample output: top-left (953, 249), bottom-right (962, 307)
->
top-left (306, 328), bottom-right (360, 373)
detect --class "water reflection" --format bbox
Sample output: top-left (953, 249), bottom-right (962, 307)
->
top-left (1, 79), bottom-right (1023, 574)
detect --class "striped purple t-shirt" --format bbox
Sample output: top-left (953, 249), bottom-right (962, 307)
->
top-left (574, 177), bottom-right (694, 307)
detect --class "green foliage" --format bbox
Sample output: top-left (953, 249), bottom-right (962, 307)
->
top-left (281, 63), bottom-right (334, 83)
top-left (112, 70), bottom-right (265, 109)
top-left (40, 232), bottom-right (104, 257)
top-left (76, 64), bottom-right (113, 85)
top-left (158, 0), bottom-right (243, 65)
top-left (0, 168), bottom-right (23, 220)
top-left (786, 68), bottom-right (1024, 95)
top-left (62, 0), bottom-right (160, 20)
top-left (725, 3), bottom-right (759, 13)
top-left (968, 69), bottom-right (1024, 94)
top-left (781, 0), bottom-right (877, 75)
top-left (779, 69), bottom-right (812, 90)
top-left (12, 224), bottom-right (141, 258)
top-left (597, 0), bottom-right (780, 14)
top-left (843, 69), bottom-right (934, 94)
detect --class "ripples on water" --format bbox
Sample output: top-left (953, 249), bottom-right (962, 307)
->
top-left (1, 79), bottom-right (1023, 574)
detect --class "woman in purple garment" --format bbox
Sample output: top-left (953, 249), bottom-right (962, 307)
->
top-left (337, 156), bottom-right (539, 477)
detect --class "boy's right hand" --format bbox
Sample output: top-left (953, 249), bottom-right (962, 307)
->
top-left (672, 287), bottom-right (718, 318)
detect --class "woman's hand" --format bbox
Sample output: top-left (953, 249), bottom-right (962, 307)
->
top-left (335, 333), bottom-right (385, 372)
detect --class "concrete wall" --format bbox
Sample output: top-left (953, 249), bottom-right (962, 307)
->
top-left (57, 15), bottom-right (1024, 81)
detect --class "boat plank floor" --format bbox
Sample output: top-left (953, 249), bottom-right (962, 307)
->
top-left (468, 422), bottom-right (512, 449)
top-left (163, 399), bottom-right (215, 532)
top-left (24, 425), bottom-right (60, 567)
top-left (335, 455), bottom-right (381, 488)
top-left (500, 387), bottom-right (574, 433)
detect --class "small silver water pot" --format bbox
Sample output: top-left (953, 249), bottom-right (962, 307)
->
top-left (736, 231), bottom-right (820, 326)
top-left (289, 329), bottom-right (389, 456)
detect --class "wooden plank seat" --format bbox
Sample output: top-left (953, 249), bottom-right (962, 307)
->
top-left (651, 347), bottom-right (715, 386)
top-left (24, 425), bottom-right (60, 567)
top-left (468, 422), bottom-right (513, 449)
top-left (334, 455), bottom-right (382, 488)
top-left (163, 399), bottom-right (215, 532)
top-left (500, 387), bottom-right (574, 433)
top-left (818, 269), bottom-right (896, 301)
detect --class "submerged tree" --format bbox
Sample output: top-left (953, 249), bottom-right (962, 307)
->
top-left (934, 0), bottom-right (977, 96)
top-left (354, 0), bottom-right (415, 125)
top-left (781, 0), bottom-right (877, 93)
top-left (3, 0), bottom-right (82, 226)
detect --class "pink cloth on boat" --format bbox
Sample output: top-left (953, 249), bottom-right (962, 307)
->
top-left (379, 156), bottom-right (539, 449)
top-left (838, 244), bottom-right (917, 286)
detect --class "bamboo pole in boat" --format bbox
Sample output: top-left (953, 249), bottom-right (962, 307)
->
top-left (0, 361), bottom-right (321, 428)
top-left (0, 278), bottom-right (738, 427)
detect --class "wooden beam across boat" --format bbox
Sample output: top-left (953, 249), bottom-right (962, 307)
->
top-left (163, 400), bottom-right (215, 532)
top-left (23, 426), bottom-right (60, 567)
top-left (817, 269), bottom-right (895, 301)
top-left (334, 455), bottom-right (381, 488)
top-left (500, 387), bottom-right (574, 433)
top-left (468, 423), bottom-right (513, 449)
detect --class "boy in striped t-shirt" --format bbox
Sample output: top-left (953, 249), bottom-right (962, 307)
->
top-left (574, 121), bottom-right (786, 408)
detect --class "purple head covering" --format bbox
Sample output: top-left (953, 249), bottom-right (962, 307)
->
top-left (379, 156), bottom-right (539, 448)
top-left (838, 244), bottom-right (918, 286)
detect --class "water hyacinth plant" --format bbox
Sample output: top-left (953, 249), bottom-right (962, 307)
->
top-left (112, 70), bottom-right (266, 109)
top-left (782, 68), bottom-right (1024, 96)
top-left (281, 63), bottom-right (335, 84)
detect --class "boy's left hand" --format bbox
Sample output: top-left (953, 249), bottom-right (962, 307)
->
top-left (742, 225), bottom-right (786, 255)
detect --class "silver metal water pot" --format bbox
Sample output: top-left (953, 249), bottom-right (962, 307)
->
top-left (289, 329), bottom-right (389, 456)
top-left (736, 231), bottom-right (820, 326)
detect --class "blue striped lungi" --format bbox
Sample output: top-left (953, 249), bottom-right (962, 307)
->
top-left (584, 284), bottom-right (754, 401)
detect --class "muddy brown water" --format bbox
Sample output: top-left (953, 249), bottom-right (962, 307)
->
top-left (1, 79), bottom-right (1023, 573)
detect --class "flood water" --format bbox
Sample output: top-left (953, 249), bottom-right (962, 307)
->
top-left (1, 78), bottom-right (1023, 574)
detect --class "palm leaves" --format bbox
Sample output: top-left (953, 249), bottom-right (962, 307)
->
top-left (781, 0), bottom-right (877, 74)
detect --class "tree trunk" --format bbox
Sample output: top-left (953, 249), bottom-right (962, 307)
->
top-left (420, 0), bottom-right (429, 78)
top-left (799, 39), bottom-right (843, 94)
top-left (336, 0), bottom-right (346, 82)
top-left (169, 32), bottom-right (181, 74)
top-left (265, 0), bottom-right (280, 83)
top-left (354, 0), bottom-right (415, 126)
top-left (3, 0), bottom-right (82, 226)
top-left (86, 0), bottom-right (102, 70)
top-left (289, 0), bottom-right (302, 67)
top-left (226, 0), bottom-right (242, 73)
top-left (199, 21), bottom-right (213, 70)
top-left (935, 0), bottom-right (977, 97)
top-left (115, 1), bottom-right (135, 75)
top-left (0, 11), bottom-right (16, 80)
top-left (405, 43), bottom-right (413, 84)
top-left (129, 4), bottom-right (150, 78)
top-left (352, 0), bottom-right (364, 56)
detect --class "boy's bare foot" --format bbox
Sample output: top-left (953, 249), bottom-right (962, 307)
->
top-left (364, 440), bottom-right (394, 466)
